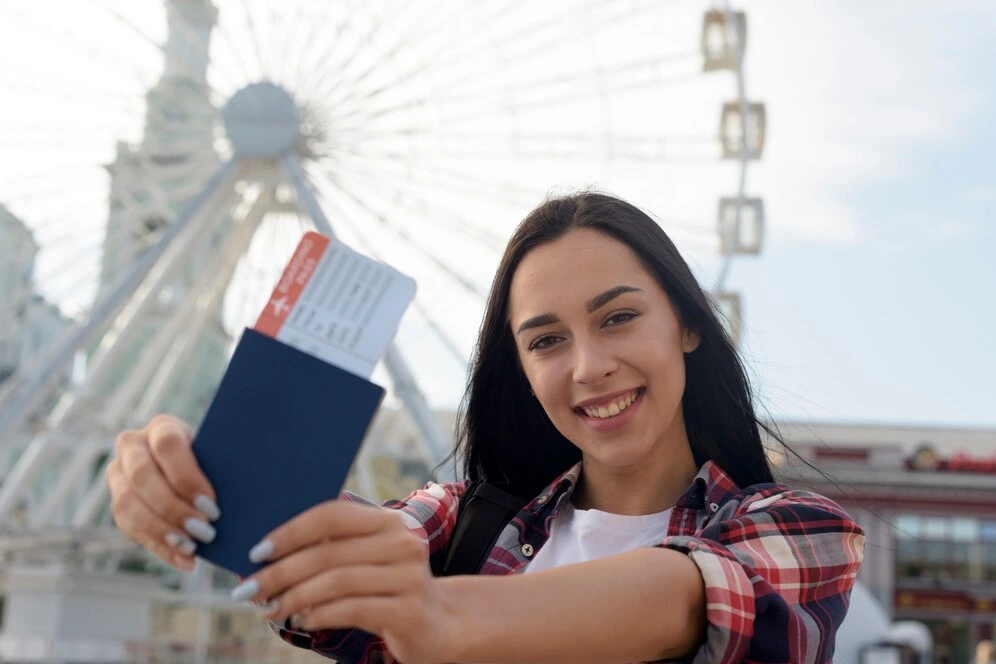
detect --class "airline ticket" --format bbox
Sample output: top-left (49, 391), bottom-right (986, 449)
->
top-left (254, 232), bottom-right (416, 377)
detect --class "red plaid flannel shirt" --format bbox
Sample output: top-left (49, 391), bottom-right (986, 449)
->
top-left (276, 461), bottom-right (864, 663)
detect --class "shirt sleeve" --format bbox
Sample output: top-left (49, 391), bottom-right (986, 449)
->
top-left (657, 489), bottom-right (865, 664)
top-left (270, 480), bottom-right (468, 664)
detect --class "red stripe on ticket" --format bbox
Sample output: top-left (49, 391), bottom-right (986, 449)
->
top-left (254, 232), bottom-right (330, 337)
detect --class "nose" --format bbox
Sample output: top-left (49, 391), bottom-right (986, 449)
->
top-left (571, 335), bottom-right (618, 385)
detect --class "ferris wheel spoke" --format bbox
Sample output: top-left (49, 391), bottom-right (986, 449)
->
top-left (306, 3), bottom-right (478, 121)
top-left (99, 3), bottom-right (225, 109)
top-left (280, 3), bottom-right (362, 103)
top-left (307, 0), bottom-right (524, 120)
top-left (170, 7), bottom-right (250, 96)
top-left (1, 6), bottom-right (159, 92)
top-left (437, 71), bottom-right (708, 129)
top-left (415, 0), bottom-right (669, 90)
top-left (295, 9), bottom-right (401, 115)
top-left (334, 151), bottom-right (539, 214)
top-left (0, 78), bottom-right (142, 120)
top-left (273, 4), bottom-right (320, 93)
top-left (323, 50), bottom-right (700, 134)
top-left (318, 161), bottom-right (508, 250)
top-left (240, 0), bottom-right (272, 82)
top-left (329, 129), bottom-right (717, 164)
top-left (213, 10), bottom-right (265, 84)
top-left (443, 48), bottom-right (700, 105)
top-left (311, 169), bottom-right (488, 301)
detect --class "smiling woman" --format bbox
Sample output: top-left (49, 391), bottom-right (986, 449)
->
top-left (107, 191), bottom-right (864, 664)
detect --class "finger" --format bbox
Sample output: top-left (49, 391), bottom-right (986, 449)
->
top-left (118, 432), bottom-right (216, 541)
top-left (254, 501), bottom-right (403, 563)
top-left (145, 416), bottom-right (219, 518)
top-left (239, 529), bottom-right (426, 602)
top-left (269, 563), bottom-right (424, 622)
top-left (108, 463), bottom-right (199, 570)
top-left (294, 596), bottom-right (400, 634)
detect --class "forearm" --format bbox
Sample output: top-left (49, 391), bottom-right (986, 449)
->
top-left (440, 547), bottom-right (705, 664)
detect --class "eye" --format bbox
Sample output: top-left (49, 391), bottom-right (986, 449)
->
top-left (604, 311), bottom-right (639, 327)
top-left (527, 334), bottom-right (561, 351)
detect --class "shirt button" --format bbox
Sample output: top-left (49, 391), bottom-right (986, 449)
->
top-left (709, 502), bottom-right (720, 513)
top-left (521, 544), bottom-right (534, 557)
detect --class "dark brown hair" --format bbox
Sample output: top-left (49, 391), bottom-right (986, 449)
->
top-left (451, 191), bottom-right (774, 498)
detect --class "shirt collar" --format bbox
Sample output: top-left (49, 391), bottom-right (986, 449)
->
top-left (534, 460), bottom-right (743, 512)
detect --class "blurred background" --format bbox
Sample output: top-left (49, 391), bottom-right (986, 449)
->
top-left (0, 0), bottom-right (992, 662)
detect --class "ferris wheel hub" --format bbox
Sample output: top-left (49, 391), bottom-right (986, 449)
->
top-left (222, 82), bottom-right (301, 159)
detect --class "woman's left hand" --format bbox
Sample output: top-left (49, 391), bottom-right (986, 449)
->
top-left (236, 500), bottom-right (457, 664)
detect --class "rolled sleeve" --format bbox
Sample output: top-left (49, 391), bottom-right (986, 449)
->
top-left (658, 492), bottom-right (865, 664)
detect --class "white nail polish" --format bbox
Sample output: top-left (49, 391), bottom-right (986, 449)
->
top-left (230, 579), bottom-right (260, 602)
top-left (254, 599), bottom-right (280, 615)
top-left (248, 539), bottom-right (275, 563)
top-left (165, 532), bottom-right (196, 556)
top-left (194, 494), bottom-right (221, 521)
top-left (184, 517), bottom-right (216, 543)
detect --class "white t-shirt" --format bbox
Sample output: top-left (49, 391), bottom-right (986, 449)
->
top-left (522, 502), bottom-right (672, 574)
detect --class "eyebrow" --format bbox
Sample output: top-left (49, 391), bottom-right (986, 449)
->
top-left (515, 285), bottom-right (643, 335)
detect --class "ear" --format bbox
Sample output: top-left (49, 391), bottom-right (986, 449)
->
top-left (682, 327), bottom-right (701, 354)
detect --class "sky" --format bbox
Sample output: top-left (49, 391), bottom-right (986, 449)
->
top-left (737, 1), bottom-right (996, 427)
top-left (0, 0), bottom-right (993, 431)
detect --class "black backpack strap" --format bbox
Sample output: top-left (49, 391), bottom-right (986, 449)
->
top-left (440, 481), bottom-right (528, 576)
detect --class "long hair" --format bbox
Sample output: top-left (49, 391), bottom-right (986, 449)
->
top-left (451, 191), bottom-right (775, 498)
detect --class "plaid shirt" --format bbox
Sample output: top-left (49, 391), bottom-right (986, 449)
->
top-left (277, 461), bottom-right (864, 663)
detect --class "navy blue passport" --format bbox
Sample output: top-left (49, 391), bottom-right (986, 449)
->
top-left (191, 328), bottom-right (385, 577)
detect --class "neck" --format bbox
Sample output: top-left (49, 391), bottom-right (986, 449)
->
top-left (571, 420), bottom-right (699, 515)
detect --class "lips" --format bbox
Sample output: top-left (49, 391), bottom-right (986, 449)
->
top-left (575, 388), bottom-right (644, 419)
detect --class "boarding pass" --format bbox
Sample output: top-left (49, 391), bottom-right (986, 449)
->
top-left (254, 232), bottom-right (416, 377)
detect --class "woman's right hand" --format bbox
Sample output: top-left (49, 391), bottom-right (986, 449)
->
top-left (106, 413), bottom-right (220, 571)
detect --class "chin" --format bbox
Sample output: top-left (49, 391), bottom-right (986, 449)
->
top-left (585, 440), bottom-right (656, 471)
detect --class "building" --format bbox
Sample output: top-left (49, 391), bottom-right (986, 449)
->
top-left (96, 0), bottom-right (230, 425)
top-left (776, 421), bottom-right (996, 664)
top-left (0, 206), bottom-right (73, 470)
top-left (0, 205), bottom-right (40, 384)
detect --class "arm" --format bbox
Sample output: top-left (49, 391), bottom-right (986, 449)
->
top-left (442, 547), bottom-right (705, 663)
top-left (660, 490), bottom-right (865, 664)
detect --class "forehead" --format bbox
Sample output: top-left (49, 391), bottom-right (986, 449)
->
top-left (508, 228), bottom-right (656, 316)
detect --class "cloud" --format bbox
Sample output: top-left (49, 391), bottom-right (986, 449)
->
top-left (746, 0), bottom-right (992, 244)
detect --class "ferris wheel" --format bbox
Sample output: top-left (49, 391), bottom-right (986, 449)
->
top-left (0, 0), bottom-right (766, 547)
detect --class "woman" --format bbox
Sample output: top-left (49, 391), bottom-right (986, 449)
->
top-left (107, 192), bottom-right (864, 663)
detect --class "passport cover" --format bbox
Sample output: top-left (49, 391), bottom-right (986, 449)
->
top-left (190, 327), bottom-right (385, 576)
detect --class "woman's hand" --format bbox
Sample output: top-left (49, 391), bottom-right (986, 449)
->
top-left (234, 500), bottom-right (458, 664)
top-left (106, 414), bottom-right (220, 571)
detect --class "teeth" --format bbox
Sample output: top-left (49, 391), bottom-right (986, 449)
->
top-left (582, 390), bottom-right (639, 419)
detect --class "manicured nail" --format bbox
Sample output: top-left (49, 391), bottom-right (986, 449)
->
top-left (183, 517), bottom-right (216, 543)
top-left (165, 532), bottom-right (197, 556)
top-left (230, 579), bottom-right (260, 602)
top-left (194, 494), bottom-right (221, 521)
top-left (249, 539), bottom-right (275, 564)
top-left (255, 599), bottom-right (280, 615)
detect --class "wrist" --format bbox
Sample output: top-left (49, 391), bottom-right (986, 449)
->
top-left (436, 575), bottom-right (488, 663)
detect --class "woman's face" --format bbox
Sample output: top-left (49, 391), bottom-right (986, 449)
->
top-left (508, 228), bottom-right (699, 472)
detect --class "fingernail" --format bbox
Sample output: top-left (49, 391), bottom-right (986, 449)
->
top-left (165, 532), bottom-right (197, 556)
top-left (230, 579), bottom-right (260, 602)
top-left (248, 539), bottom-right (275, 563)
top-left (194, 494), bottom-right (221, 521)
top-left (254, 599), bottom-right (280, 615)
top-left (289, 613), bottom-right (307, 630)
top-left (183, 517), bottom-right (216, 543)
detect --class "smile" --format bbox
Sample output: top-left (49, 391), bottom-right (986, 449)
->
top-left (576, 388), bottom-right (643, 419)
